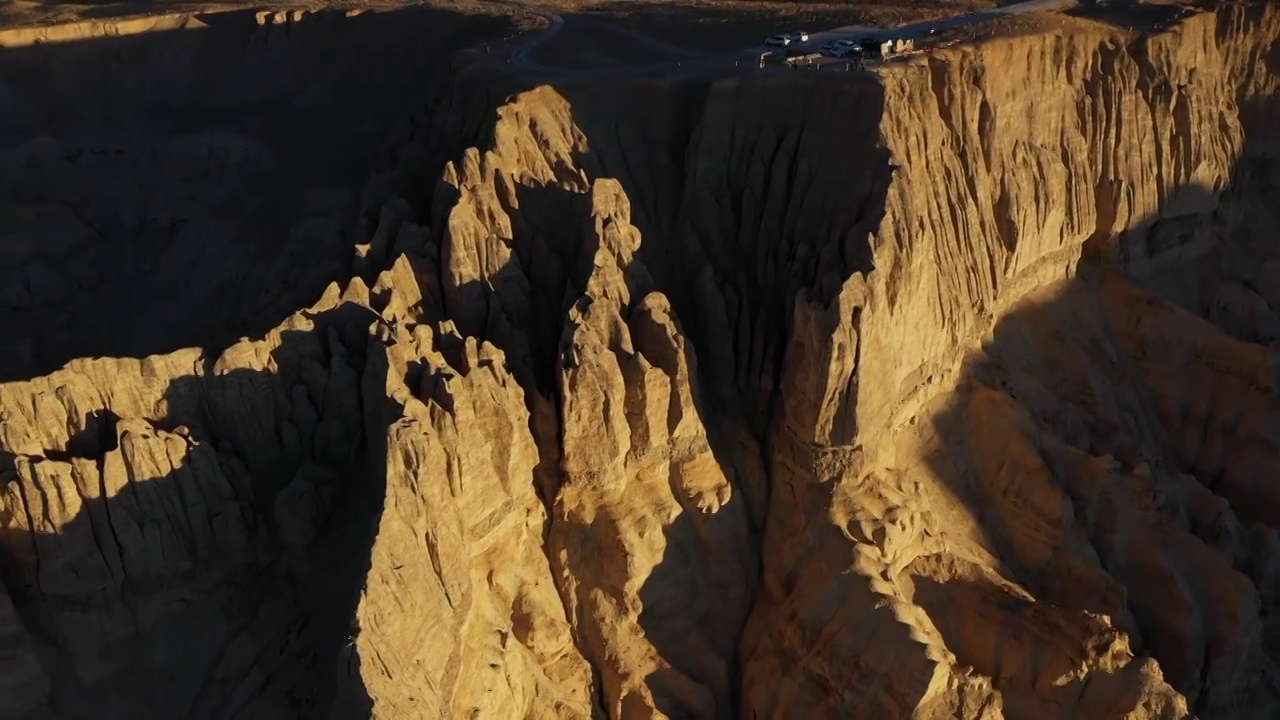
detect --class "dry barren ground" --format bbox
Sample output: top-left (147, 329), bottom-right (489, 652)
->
top-left (0, 0), bottom-right (994, 49)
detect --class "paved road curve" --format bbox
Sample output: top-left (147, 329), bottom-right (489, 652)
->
top-left (785, 0), bottom-right (1080, 54)
top-left (509, 12), bottom-right (565, 69)
top-left (509, 0), bottom-right (1080, 76)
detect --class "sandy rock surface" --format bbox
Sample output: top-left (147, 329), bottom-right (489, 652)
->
top-left (1, 2), bottom-right (1279, 719)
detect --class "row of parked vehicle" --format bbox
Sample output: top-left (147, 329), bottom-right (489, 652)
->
top-left (762, 31), bottom-right (885, 60)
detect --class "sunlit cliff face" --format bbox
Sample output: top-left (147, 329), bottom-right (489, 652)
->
top-left (1, 4), bottom-right (1280, 720)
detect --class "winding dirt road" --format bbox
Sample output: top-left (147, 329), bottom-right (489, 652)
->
top-left (507, 10), bottom-right (726, 77)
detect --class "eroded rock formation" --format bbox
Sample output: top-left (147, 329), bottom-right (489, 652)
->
top-left (2, 3), bottom-right (1280, 719)
top-left (0, 7), bottom-right (507, 382)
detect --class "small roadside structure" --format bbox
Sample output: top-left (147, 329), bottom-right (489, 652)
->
top-left (876, 37), bottom-right (916, 59)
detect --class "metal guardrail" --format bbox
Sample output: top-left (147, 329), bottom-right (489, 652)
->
top-left (784, 52), bottom-right (824, 66)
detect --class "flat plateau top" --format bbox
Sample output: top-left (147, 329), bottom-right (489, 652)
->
top-left (0, 0), bottom-right (1001, 34)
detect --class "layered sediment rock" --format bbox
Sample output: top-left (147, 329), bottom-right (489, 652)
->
top-left (1, 3), bottom-right (1279, 719)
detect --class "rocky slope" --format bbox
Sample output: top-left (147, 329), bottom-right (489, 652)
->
top-left (2, 2), bottom-right (1280, 719)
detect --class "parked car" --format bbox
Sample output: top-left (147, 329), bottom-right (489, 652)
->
top-left (765, 30), bottom-right (809, 47)
top-left (858, 36), bottom-right (881, 56)
top-left (820, 39), bottom-right (859, 57)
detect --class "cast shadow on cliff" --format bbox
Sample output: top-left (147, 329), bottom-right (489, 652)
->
top-left (0, 5), bottom-right (510, 385)
top-left (909, 572), bottom-right (1162, 716)
top-left (420, 123), bottom-right (767, 716)
top-left (920, 120), bottom-right (1279, 714)
top-left (502, 180), bottom-right (606, 394)
top-left (551, 69), bottom-right (885, 301)
top-left (915, 248), bottom-right (1210, 716)
top-left (597, 77), bottom-right (889, 719)
top-left (545, 67), bottom-right (891, 469)
top-left (0, 302), bottom-right (391, 719)
top-left (480, 69), bottom-right (893, 717)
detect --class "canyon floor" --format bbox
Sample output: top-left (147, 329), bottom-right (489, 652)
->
top-left (1, 0), bottom-right (1278, 719)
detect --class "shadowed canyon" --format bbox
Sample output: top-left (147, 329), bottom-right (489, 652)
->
top-left (2, 2), bottom-right (1280, 718)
